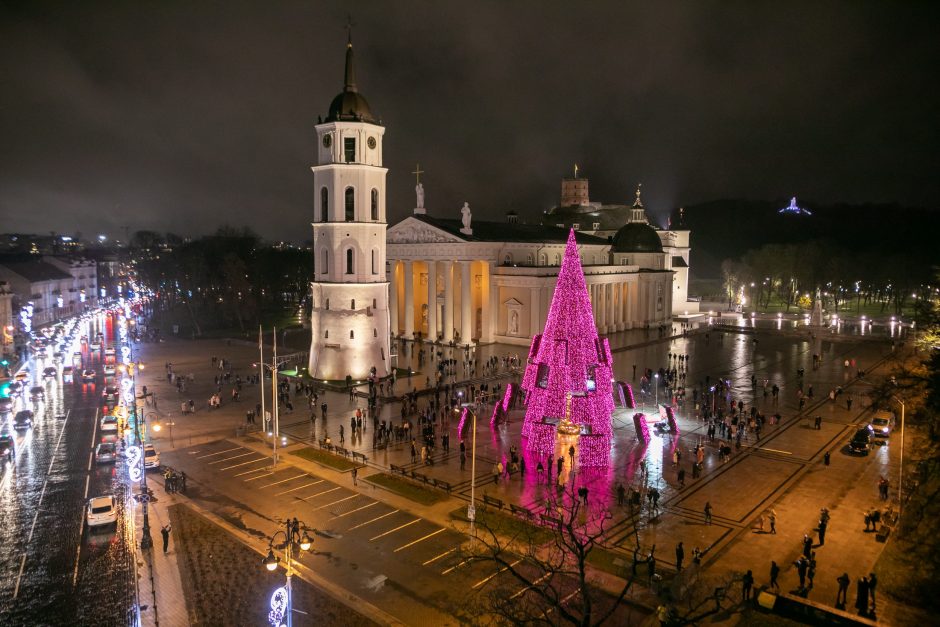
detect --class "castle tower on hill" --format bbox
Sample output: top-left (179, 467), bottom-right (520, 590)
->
top-left (308, 36), bottom-right (390, 381)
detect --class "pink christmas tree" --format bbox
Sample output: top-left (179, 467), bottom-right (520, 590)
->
top-left (521, 229), bottom-right (614, 466)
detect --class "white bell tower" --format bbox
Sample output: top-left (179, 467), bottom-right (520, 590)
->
top-left (309, 35), bottom-right (390, 380)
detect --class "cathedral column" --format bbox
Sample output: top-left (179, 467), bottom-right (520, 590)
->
top-left (598, 284), bottom-right (606, 330)
top-left (482, 262), bottom-right (496, 342)
top-left (389, 260), bottom-right (399, 335)
top-left (529, 286), bottom-right (540, 338)
top-left (443, 261), bottom-right (454, 342)
top-left (607, 284), bottom-right (616, 332)
top-left (403, 260), bottom-right (414, 338)
top-left (460, 261), bottom-right (472, 344)
top-left (426, 260), bottom-right (437, 341)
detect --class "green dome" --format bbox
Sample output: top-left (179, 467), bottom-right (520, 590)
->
top-left (611, 222), bottom-right (663, 253)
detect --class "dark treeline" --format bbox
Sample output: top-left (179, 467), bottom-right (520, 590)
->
top-left (720, 239), bottom-right (935, 316)
top-left (132, 227), bottom-right (312, 334)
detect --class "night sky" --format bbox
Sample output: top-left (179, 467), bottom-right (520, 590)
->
top-left (2, 1), bottom-right (938, 242)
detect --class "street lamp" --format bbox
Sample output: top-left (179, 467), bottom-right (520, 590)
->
top-left (152, 417), bottom-right (175, 448)
top-left (654, 373), bottom-right (659, 408)
top-left (262, 519), bottom-right (313, 627)
top-left (460, 402), bottom-right (478, 547)
top-left (892, 396), bottom-right (906, 525)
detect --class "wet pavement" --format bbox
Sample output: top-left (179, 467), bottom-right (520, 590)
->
top-left (0, 314), bottom-right (136, 625)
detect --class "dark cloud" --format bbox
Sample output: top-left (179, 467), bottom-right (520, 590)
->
top-left (1, 0), bottom-right (937, 241)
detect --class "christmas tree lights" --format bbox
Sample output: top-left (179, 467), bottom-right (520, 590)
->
top-left (490, 383), bottom-right (516, 427)
top-left (520, 229), bottom-right (614, 466)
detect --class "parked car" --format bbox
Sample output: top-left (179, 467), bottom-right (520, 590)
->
top-left (849, 425), bottom-right (874, 454)
top-left (13, 410), bottom-right (34, 430)
top-left (42, 366), bottom-right (58, 379)
top-left (86, 495), bottom-right (117, 528)
top-left (143, 444), bottom-right (160, 470)
top-left (869, 410), bottom-right (895, 438)
top-left (0, 434), bottom-right (14, 461)
top-left (95, 442), bottom-right (117, 464)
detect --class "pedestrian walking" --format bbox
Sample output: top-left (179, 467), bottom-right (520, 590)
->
top-left (802, 534), bottom-right (813, 558)
top-left (868, 572), bottom-right (877, 606)
top-left (824, 451), bottom-right (830, 466)
top-left (856, 577), bottom-right (869, 616)
top-left (675, 542), bottom-right (684, 572)
top-left (704, 501), bottom-right (712, 525)
top-left (352, 466), bottom-right (358, 486)
top-left (742, 569), bottom-right (754, 601)
top-left (795, 556), bottom-right (808, 589)
top-left (769, 509), bottom-right (777, 534)
top-left (769, 561), bottom-right (780, 591)
top-left (616, 483), bottom-right (625, 506)
top-left (161, 524), bottom-right (171, 554)
top-left (647, 553), bottom-right (657, 585)
top-left (817, 519), bottom-right (827, 545)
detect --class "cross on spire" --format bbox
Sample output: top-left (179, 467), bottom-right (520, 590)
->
top-left (412, 163), bottom-right (424, 185)
top-left (345, 15), bottom-right (355, 46)
top-left (573, 163), bottom-right (579, 179)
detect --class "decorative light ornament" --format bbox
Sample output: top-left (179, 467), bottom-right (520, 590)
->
top-left (268, 586), bottom-right (288, 627)
top-left (126, 445), bottom-right (142, 481)
top-left (489, 383), bottom-right (516, 427)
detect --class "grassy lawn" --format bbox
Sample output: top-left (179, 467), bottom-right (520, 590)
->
top-left (290, 446), bottom-right (357, 471)
top-left (449, 506), bottom-right (554, 545)
top-left (363, 472), bottom-right (447, 505)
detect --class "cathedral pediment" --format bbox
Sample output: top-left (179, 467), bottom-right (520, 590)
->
top-left (387, 218), bottom-right (465, 244)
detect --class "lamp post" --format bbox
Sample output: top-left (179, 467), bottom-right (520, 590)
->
top-left (654, 373), bottom-right (659, 408)
top-left (263, 520), bottom-right (313, 627)
top-left (152, 417), bottom-right (175, 448)
top-left (123, 359), bottom-right (153, 550)
top-left (892, 396), bottom-right (906, 525)
top-left (460, 401), bottom-right (478, 546)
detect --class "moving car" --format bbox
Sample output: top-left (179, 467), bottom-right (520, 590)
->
top-left (104, 348), bottom-right (116, 361)
top-left (95, 442), bottom-right (117, 464)
top-left (89, 340), bottom-right (101, 350)
top-left (849, 425), bottom-right (874, 454)
top-left (102, 386), bottom-right (119, 403)
top-left (103, 364), bottom-right (116, 376)
top-left (869, 410), bottom-right (895, 438)
top-left (0, 397), bottom-right (13, 414)
top-left (30, 386), bottom-right (45, 401)
top-left (13, 410), bottom-right (34, 430)
top-left (86, 495), bottom-right (117, 528)
top-left (100, 414), bottom-right (119, 433)
top-left (143, 444), bottom-right (160, 470)
top-left (73, 351), bottom-right (83, 366)
top-left (43, 366), bottom-right (58, 378)
top-left (63, 366), bottom-right (74, 382)
top-left (82, 369), bottom-right (96, 382)
top-left (0, 434), bottom-right (13, 461)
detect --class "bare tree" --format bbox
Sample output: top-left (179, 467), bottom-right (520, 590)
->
top-left (468, 481), bottom-right (639, 626)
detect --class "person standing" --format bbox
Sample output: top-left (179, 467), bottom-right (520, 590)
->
top-left (675, 542), bottom-right (684, 572)
top-left (769, 561), bottom-right (780, 591)
top-left (836, 572), bottom-right (850, 608)
top-left (704, 502), bottom-right (712, 525)
top-left (817, 519), bottom-right (827, 545)
top-left (617, 483), bottom-right (626, 506)
top-left (868, 572), bottom-right (878, 607)
top-left (769, 509), bottom-right (777, 534)
top-left (855, 577), bottom-right (869, 616)
top-left (161, 524), bottom-right (171, 554)
top-left (795, 556), bottom-right (808, 589)
top-left (742, 569), bottom-right (754, 601)
top-left (352, 466), bottom-right (358, 486)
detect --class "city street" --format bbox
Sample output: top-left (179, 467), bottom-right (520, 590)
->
top-left (0, 313), bottom-right (136, 625)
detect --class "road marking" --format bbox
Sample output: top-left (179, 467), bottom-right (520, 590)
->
top-left (83, 474), bottom-right (90, 498)
top-left (197, 447), bottom-right (241, 459)
top-left (220, 457), bottom-right (269, 471)
top-left (510, 572), bottom-right (551, 599)
top-left (422, 547), bottom-right (456, 566)
top-left (311, 494), bottom-right (359, 511)
top-left (369, 518), bottom-right (420, 542)
top-left (259, 473), bottom-right (308, 489)
top-left (72, 541), bottom-right (82, 587)
top-left (330, 501), bottom-right (378, 519)
top-left (12, 554), bottom-right (26, 599)
top-left (393, 528), bottom-right (446, 553)
top-left (235, 466), bottom-right (271, 477)
top-left (275, 480), bottom-right (323, 496)
top-left (347, 509), bottom-right (399, 531)
top-left (441, 557), bottom-right (472, 575)
top-left (472, 559), bottom-right (522, 589)
top-left (300, 486), bottom-right (342, 500)
top-left (244, 471), bottom-right (276, 482)
top-left (87, 451), bottom-right (93, 471)
top-left (208, 451), bottom-right (255, 465)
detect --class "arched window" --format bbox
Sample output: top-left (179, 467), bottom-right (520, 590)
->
top-left (526, 254), bottom-right (533, 265)
top-left (503, 253), bottom-right (512, 265)
top-left (349, 330), bottom-right (354, 339)
top-left (351, 299), bottom-right (355, 309)
top-left (324, 330), bottom-right (329, 338)
top-left (320, 187), bottom-right (329, 222)
top-left (345, 187), bottom-right (355, 221)
top-left (325, 298), bottom-right (329, 310)
top-left (539, 253), bottom-right (547, 266)
top-left (554, 253), bottom-right (561, 265)
top-left (373, 328), bottom-right (377, 337)
top-left (371, 250), bottom-right (377, 274)
top-left (372, 298), bottom-right (377, 309)
top-left (371, 188), bottom-right (379, 220)
top-left (346, 249), bottom-right (354, 274)
top-left (321, 249), bottom-right (329, 274)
